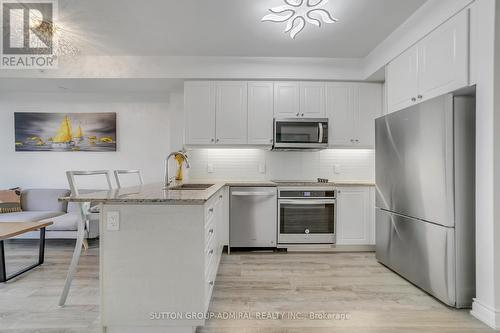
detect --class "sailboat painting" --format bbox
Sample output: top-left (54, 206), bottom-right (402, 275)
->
top-left (14, 113), bottom-right (117, 152)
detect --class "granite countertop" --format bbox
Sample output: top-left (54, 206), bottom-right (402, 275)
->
top-left (60, 179), bottom-right (375, 204)
top-left (59, 182), bottom-right (227, 205)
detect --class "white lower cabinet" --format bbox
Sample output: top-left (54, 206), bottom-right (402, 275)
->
top-left (204, 187), bottom-right (226, 311)
top-left (100, 186), bottom-right (227, 333)
top-left (336, 186), bottom-right (375, 245)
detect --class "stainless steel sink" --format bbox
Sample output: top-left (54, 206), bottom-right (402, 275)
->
top-left (170, 183), bottom-right (214, 190)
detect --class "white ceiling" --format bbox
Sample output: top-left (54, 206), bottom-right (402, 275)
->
top-left (58, 0), bottom-right (426, 58)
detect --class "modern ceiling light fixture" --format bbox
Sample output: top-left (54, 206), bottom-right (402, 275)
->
top-left (28, 8), bottom-right (81, 58)
top-left (261, 0), bottom-right (338, 39)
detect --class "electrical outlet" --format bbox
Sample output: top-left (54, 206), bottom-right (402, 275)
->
top-left (207, 163), bottom-right (214, 173)
top-left (106, 211), bottom-right (120, 231)
top-left (333, 164), bottom-right (341, 174)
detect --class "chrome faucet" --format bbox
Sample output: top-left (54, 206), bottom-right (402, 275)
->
top-left (164, 151), bottom-right (191, 188)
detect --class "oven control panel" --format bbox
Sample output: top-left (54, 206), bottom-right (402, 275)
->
top-left (278, 188), bottom-right (336, 199)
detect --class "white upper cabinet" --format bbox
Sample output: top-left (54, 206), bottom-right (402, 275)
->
top-left (185, 80), bottom-right (380, 148)
top-left (387, 9), bottom-right (469, 113)
top-left (326, 83), bottom-right (355, 146)
top-left (357, 83), bottom-right (383, 146)
top-left (336, 186), bottom-right (374, 245)
top-left (247, 82), bottom-right (274, 145)
top-left (215, 81), bottom-right (248, 145)
top-left (417, 9), bottom-right (469, 100)
top-left (274, 82), bottom-right (300, 118)
top-left (185, 81), bottom-right (216, 145)
top-left (326, 82), bottom-right (382, 148)
top-left (387, 46), bottom-right (419, 112)
top-left (299, 82), bottom-right (326, 118)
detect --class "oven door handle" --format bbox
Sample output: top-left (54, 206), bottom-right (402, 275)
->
top-left (279, 199), bottom-right (335, 205)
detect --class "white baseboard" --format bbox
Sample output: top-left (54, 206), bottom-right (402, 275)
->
top-left (279, 244), bottom-right (375, 252)
top-left (471, 298), bottom-right (500, 330)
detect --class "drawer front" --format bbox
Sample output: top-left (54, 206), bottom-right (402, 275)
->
top-left (205, 216), bottom-right (215, 243)
top-left (203, 187), bottom-right (225, 313)
top-left (205, 191), bottom-right (219, 221)
top-left (204, 256), bottom-right (217, 311)
top-left (205, 236), bottom-right (217, 270)
top-left (205, 206), bottom-right (215, 227)
top-left (204, 277), bottom-right (215, 312)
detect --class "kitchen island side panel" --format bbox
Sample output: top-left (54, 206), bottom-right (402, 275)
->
top-left (100, 204), bottom-right (205, 330)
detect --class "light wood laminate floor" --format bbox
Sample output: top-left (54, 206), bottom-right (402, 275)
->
top-left (0, 240), bottom-right (493, 333)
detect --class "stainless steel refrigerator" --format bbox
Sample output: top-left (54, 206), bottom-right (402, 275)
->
top-left (375, 93), bottom-right (475, 308)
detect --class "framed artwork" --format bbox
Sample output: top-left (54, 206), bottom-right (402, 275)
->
top-left (14, 112), bottom-right (117, 152)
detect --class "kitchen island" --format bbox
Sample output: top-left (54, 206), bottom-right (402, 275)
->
top-left (63, 182), bottom-right (229, 333)
top-left (61, 179), bottom-right (376, 333)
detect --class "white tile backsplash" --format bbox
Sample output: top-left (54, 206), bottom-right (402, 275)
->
top-left (186, 148), bottom-right (374, 182)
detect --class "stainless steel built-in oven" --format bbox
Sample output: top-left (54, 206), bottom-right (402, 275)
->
top-left (273, 118), bottom-right (328, 150)
top-left (278, 187), bottom-right (336, 244)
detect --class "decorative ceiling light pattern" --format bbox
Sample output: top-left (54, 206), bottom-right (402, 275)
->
top-left (28, 8), bottom-right (81, 58)
top-left (262, 0), bottom-right (338, 39)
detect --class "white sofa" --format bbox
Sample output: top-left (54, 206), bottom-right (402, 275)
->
top-left (0, 189), bottom-right (99, 239)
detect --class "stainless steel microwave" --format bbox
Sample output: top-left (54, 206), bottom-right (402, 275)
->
top-left (273, 118), bottom-right (328, 151)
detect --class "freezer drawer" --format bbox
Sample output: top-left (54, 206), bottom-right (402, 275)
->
top-left (376, 209), bottom-right (463, 307)
top-left (230, 187), bottom-right (277, 248)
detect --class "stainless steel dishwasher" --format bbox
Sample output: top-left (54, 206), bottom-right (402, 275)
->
top-left (229, 187), bottom-right (277, 248)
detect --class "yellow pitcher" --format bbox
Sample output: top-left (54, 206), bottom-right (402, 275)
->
top-left (175, 153), bottom-right (186, 181)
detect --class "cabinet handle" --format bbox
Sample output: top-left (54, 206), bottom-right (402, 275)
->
top-left (355, 139), bottom-right (359, 143)
top-left (219, 194), bottom-right (223, 199)
top-left (296, 112), bottom-right (300, 116)
top-left (301, 113), bottom-right (304, 117)
top-left (211, 138), bottom-right (215, 142)
top-left (216, 138), bottom-right (219, 143)
top-left (209, 208), bottom-right (214, 213)
top-left (350, 139), bottom-right (354, 143)
top-left (209, 281), bottom-right (214, 286)
top-left (209, 228), bottom-right (214, 234)
top-left (411, 97), bottom-right (417, 102)
top-left (209, 249), bottom-right (214, 255)
top-left (417, 95), bottom-right (423, 99)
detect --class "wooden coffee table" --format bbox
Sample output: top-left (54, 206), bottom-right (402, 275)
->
top-left (0, 221), bottom-right (53, 282)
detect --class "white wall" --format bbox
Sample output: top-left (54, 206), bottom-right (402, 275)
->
top-left (468, 0), bottom-right (500, 329)
top-left (494, 0), bottom-right (500, 323)
top-left (0, 56), bottom-right (365, 81)
top-left (0, 92), bottom-right (171, 189)
top-left (186, 148), bottom-right (374, 182)
top-left (0, 89), bottom-right (375, 190)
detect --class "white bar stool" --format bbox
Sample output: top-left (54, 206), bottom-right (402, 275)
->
top-left (59, 170), bottom-right (112, 306)
top-left (114, 169), bottom-right (144, 189)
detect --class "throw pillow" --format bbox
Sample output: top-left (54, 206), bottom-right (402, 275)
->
top-left (0, 188), bottom-right (22, 213)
